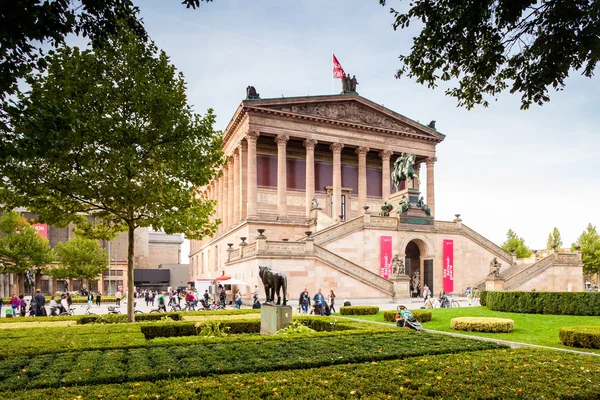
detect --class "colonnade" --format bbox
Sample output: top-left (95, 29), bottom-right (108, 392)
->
top-left (203, 131), bottom-right (436, 234)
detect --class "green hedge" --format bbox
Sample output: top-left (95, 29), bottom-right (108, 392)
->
top-left (485, 291), bottom-right (600, 315)
top-left (5, 348), bottom-right (600, 399)
top-left (451, 317), bottom-right (514, 333)
top-left (560, 326), bottom-right (600, 349)
top-left (339, 305), bottom-right (379, 315)
top-left (0, 330), bottom-right (503, 391)
top-left (479, 290), bottom-right (488, 306)
top-left (383, 309), bottom-right (432, 323)
top-left (77, 312), bottom-right (183, 325)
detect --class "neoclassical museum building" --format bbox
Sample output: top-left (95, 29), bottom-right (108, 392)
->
top-left (189, 91), bottom-right (583, 302)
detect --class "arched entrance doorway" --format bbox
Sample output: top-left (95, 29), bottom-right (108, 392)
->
top-left (404, 239), bottom-right (434, 297)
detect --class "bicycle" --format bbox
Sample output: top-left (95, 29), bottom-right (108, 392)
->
top-left (121, 300), bottom-right (143, 314)
top-left (449, 293), bottom-right (461, 308)
top-left (183, 301), bottom-right (196, 311)
top-left (59, 306), bottom-right (76, 316)
top-left (84, 305), bottom-right (95, 315)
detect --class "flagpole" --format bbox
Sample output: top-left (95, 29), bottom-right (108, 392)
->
top-left (331, 52), bottom-right (334, 94)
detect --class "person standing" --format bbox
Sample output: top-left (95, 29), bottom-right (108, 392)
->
top-left (235, 289), bottom-right (242, 309)
top-left (299, 288), bottom-right (311, 314)
top-left (0, 296), bottom-right (3, 317)
top-left (313, 288), bottom-right (325, 316)
top-left (423, 284), bottom-right (431, 302)
top-left (115, 289), bottom-right (122, 306)
top-left (219, 286), bottom-right (227, 306)
top-left (329, 290), bottom-right (336, 313)
top-left (33, 289), bottom-right (46, 317)
top-left (96, 292), bottom-right (102, 306)
top-left (9, 294), bottom-right (19, 317)
top-left (253, 285), bottom-right (259, 303)
top-left (87, 291), bottom-right (94, 307)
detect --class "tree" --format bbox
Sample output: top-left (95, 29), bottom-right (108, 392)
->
top-left (380, 0), bottom-right (600, 109)
top-left (0, 26), bottom-right (223, 321)
top-left (546, 227), bottom-right (563, 251)
top-left (571, 224), bottom-right (600, 277)
top-left (501, 229), bottom-right (532, 258)
top-left (0, 211), bottom-right (55, 293)
top-left (48, 236), bottom-right (109, 288)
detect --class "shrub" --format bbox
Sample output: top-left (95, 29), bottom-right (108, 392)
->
top-left (276, 320), bottom-right (316, 335)
top-left (196, 321), bottom-right (230, 337)
top-left (479, 290), bottom-right (488, 306)
top-left (559, 326), bottom-right (600, 349)
top-left (451, 317), bottom-right (514, 333)
top-left (339, 306), bottom-right (379, 315)
top-left (485, 291), bottom-right (600, 315)
top-left (383, 309), bottom-right (432, 323)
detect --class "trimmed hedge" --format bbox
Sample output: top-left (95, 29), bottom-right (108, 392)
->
top-left (339, 305), bottom-right (379, 315)
top-left (479, 290), bottom-right (488, 306)
top-left (451, 317), bottom-right (514, 333)
top-left (486, 291), bottom-right (600, 315)
top-left (0, 329), bottom-right (503, 391)
top-left (560, 326), bottom-right (600, 349)
top-left (5, 349), bottom-right (600, 399)
top-left (383, 309), bottom-right (432, 323)
top-left (77, 312), bottom-right (182, 325)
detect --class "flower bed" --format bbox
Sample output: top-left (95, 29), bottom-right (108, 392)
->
top-left (3, 348), bottom-right (600, 399)
top-left (559, 326), bottom-right (600, 349)
top-left (339, 305), bottom-right (379, 315)
top-left (451, 317), bottom-right (514, 333)
top-left (0, 329), bottom-right (503, 392)
top-left (383, 309), bottom-right (432, 323)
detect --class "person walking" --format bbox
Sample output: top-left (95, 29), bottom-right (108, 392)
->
top-left (33, 289), bottom-right (46, 317)
top-left (96, 292), bottom-right (102, 306)
top-left (18, 294), bottom-right (27, 317)
top-left (329, 289), bottom-right (336, 313)
top-left (253, 285), bottom-right (259, 303)
top-left (144, 290), bottom-right (149, 306)
top-left (313, 288), bottom-right (325, 316)
top-left (423, 284), bottom-right (431, 302)
top-left (299, 288), bottom-right (311, 314)
top-left (0, 296), bottom-right (3, 317)
top-left (9, 294), bottom-right (19, 317)
top-left (235, 289), bottom-right (242, 309)
top-left (87, 291), bottom-right (94, 307)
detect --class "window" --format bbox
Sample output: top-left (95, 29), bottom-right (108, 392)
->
top-left (40, 280), bottom-right (49, 293)
top-left (341, 195), bottom-right (346, 220)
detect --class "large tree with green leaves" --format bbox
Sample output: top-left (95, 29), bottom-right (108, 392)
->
top-left (571, 224), bottom-right (600, 277)
top-left (0, 26), bottom-right (223, 321)
top-left (546, 227), bottom-right (563, 251)
top-left (48, 236), bottom-right (109, 287)
top-left (0, 211), bottom-right (55, 293)
top-left (501, 229), bottom-right (532, 258)
top-left (380, 0), bottom-right (600, 109)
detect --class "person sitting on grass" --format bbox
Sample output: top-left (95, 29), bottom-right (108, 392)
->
top-left (395, 305), bottom-right (413, 327)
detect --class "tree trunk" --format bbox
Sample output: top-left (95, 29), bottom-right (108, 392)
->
top-left (17, 273), bottom-right (24, 296)
top-left (127, 223), bottom-right (136, 322)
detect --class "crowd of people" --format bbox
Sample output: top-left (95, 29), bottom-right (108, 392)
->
top-left (0, 289), bottom-right (75, 317)
top-left (298, 287), bottom-right (342, 316)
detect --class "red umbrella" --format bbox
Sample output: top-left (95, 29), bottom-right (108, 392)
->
top-left (214, 275), bottom-right (231, 281)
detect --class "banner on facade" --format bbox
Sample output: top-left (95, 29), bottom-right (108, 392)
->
top-left (32, 223), bottom-right (48, 239)
top-left (380, 236), bottom-right (392, 279)
top-left (443, 239), bottom-right (454, 292)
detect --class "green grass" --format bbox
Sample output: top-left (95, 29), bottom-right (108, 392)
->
top-left (344, 307), bottom-right (600, 353)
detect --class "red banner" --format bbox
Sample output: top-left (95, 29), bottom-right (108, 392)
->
top-left (380, 236), bottom-right (392, 279)
top-left (32, 223), bottom-right (48, 239)
top-left (443, 239), bottom-right (454, 292)
top-left (333, 54), bottom-right (345, 79)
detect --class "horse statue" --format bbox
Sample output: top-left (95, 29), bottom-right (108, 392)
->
top-left (391, 153), bottom-right (420, 191)
top-left (259, 266), bottom-right (288, 306)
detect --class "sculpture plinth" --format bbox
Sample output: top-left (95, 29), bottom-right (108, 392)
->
top-left (389, 188), bottom-right (434, 227)
top-left (390, 275), bottom-right (411, 299)
top-left (260, 304), bottom-right (293, 335)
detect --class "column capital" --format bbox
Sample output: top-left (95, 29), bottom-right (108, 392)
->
top-left (426, 157), bottom-right (437, 165)
top-left (303, 138), bottom-right (318, 150)
top-left (232, 148), bottom-right (240, 159)
top-left (379, 150), bottom-right (393, 160)
top-left (274, 134), bottom-right (289, 146)
top-left (227, 156), bottom-right (234, 166)
top-left (355, 146), bottom-right (370, 155)
top-left (239, 140), bottom-right (248, 151)
top-left (330, 142), bottom-right (344, 154)
top-left (246, 130), bottom-right (260, 142)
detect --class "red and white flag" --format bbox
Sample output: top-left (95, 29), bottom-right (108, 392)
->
top-left (333, 54), bottom-right (345, 79)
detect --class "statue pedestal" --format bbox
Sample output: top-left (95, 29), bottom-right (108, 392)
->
top-left (389, 188), bottom-right (434, 227)
top-left (485, 275), bottom-right (505, 291)
top-left (390, 275), bottom-right (411, 299)
top-left (260, 304), bottom-right (293, 335)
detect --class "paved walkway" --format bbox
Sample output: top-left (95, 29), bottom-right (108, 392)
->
top-left (339, 316), bottom-right (600, 357)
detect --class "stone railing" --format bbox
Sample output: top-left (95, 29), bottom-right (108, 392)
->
top-left (243, 243), bottom-right (257, 257)
top-left (265, 241), bottom-right (308, 255)
top-left (314, 245), bottom-right (394, 296)
top-left (504, 255), bottom-right (554, 290)
top-left (228, 249), bottom-right (240, 262)
top-left (369, 216), bottom-right (398, 229)
top-left (309, 215), bottom-right (365, 245)
top-left (556, 252), bottom-right (580, 264)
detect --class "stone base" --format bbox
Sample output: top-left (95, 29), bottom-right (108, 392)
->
top-left (390, 275), bottom-right (411, 299)
top-left (485, 276), bottom-right (505, 291)
top-left (260, 304), bottom-right (293, 335)
top-left (390, 188), bottom-right (434, 226)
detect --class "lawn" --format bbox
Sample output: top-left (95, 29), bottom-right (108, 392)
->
top-left (341, 306), bottom-right (600, 353)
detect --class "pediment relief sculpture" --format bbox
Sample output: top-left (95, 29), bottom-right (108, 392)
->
top-left (264, 102), bottom-right (423, 134)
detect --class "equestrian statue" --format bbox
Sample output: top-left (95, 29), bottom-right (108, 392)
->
top-left (391, 153), bottom-right (420, 191)
top-left (259, 266), bottom-right (288, 305)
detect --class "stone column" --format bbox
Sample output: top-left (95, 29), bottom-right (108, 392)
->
top-left (356, 146), bottom-right (369, 210)
top-left (246, 131), bottom-right (260, 219)
top-left (233, 149), bottom-right (240, 224)
top-left (239, 141), bottom-right (248, 219)
top-left (414, 162), bottom-right (420, 191)
top-left (304, 139), bottom-right (318, 219)
top-left (217, 174), bottom-right (224, 232)
top-left (275, 134), bottom-right (290, 220)
top-left (427, 157), bottom-right (436, 217)
top-left (380, 150), bottom-right (392, 201)
top-left (222, 164), bottom-right (229, 230)
top-left (330, 143), bottom-right (344, 219)
top-left (227, 157), bottom-right (234, 227)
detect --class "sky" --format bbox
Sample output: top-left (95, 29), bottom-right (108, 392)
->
top-left (133, 0), bottom-right (600, 255)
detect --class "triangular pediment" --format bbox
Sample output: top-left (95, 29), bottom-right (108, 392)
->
top-left (243, 95), bottom-right (443, 141)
